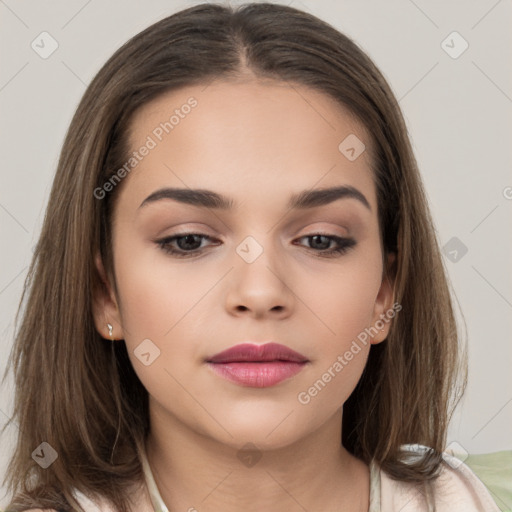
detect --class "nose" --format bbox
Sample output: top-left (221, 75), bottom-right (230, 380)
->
top-left (224, 240), bottom-right (294, 320)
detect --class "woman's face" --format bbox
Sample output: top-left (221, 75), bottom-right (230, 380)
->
top-left (94, 78), bottom-right (394, 450)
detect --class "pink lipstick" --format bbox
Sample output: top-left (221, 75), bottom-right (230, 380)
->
top-left (206, 342), bottom-right (308, 388)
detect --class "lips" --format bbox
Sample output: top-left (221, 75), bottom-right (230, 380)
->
top-left (207, 342), bottom-right (308, 364)
top-left (206, 342), bottom-right (309, 388)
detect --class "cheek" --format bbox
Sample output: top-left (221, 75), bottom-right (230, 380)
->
top-left (299, 251), bottom-right (383, 347)
top-left (113, 236), bottom-right (208, 338)
top-left (111, 245), bottom-right (212, 419)
top-left (293, 265), bottom-right (381, 414)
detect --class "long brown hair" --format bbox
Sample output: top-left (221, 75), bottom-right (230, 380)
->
top-left (2, 2), bottom-right (467, 511)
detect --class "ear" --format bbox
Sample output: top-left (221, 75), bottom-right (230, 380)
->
top-left (370, 252), bottom-right (397, 345)
top-left (92, 252), bottom-right (124, 340)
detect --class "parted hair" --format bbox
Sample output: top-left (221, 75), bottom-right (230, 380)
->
top-left (3, 2), bottom-right (467, 511)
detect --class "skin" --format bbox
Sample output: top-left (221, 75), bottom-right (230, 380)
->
top-left (93, 75), bottom-right (395, 512)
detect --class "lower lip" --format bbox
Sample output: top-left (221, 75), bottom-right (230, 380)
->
top-left (206, 361), bottom-right (307, 388)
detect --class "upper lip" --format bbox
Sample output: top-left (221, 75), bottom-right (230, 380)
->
top-left (207, 342), bottom-right (308, 363)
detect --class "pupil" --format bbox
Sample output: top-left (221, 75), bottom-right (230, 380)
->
top-left (180, 235), bottom-right (200, 250)
top-left (313, 235), bottom-right (329, 249)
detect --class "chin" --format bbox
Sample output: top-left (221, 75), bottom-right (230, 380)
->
top-left (202, 406), bottom-right (313, 451)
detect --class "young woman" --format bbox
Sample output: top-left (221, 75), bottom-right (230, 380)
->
top-left (2, 2), bottom-right (501, 511)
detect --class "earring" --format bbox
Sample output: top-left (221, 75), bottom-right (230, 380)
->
top-left (107, 323), bottom-right (114, 341)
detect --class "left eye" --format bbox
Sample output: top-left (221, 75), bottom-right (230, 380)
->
top-left (155, 233), bottom-right (356, 258)
top-left (294, 234), bottom-right (356, 257)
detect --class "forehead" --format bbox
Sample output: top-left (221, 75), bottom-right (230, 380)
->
top-left (119, 78), bottom-right (377, 214)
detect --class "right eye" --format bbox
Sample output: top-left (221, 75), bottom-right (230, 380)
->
top-left (155, 233), bottom-right (219, 258)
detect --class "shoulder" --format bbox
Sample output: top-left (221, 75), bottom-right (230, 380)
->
top-left (377, 446), bottom-right (501, 511)
top-left (72, 481), bottom-right (151, 512)
top-left (20, 480), bottom-right (151, 512)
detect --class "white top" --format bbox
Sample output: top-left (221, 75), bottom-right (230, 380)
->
top-left (73, 444), bottom-right (501, 511)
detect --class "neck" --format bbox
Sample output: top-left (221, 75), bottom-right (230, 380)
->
top-left (145, 403), bottom-right (370, 512)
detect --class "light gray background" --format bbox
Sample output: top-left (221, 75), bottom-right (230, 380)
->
top-left (1, 0), bottom-right (511, 505)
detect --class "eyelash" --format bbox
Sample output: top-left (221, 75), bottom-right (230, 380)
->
top-left (155, 232), bottom-right (356, 259)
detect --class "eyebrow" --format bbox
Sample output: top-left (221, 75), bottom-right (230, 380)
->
top-left (138, 185), bottom-right (371, 211)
